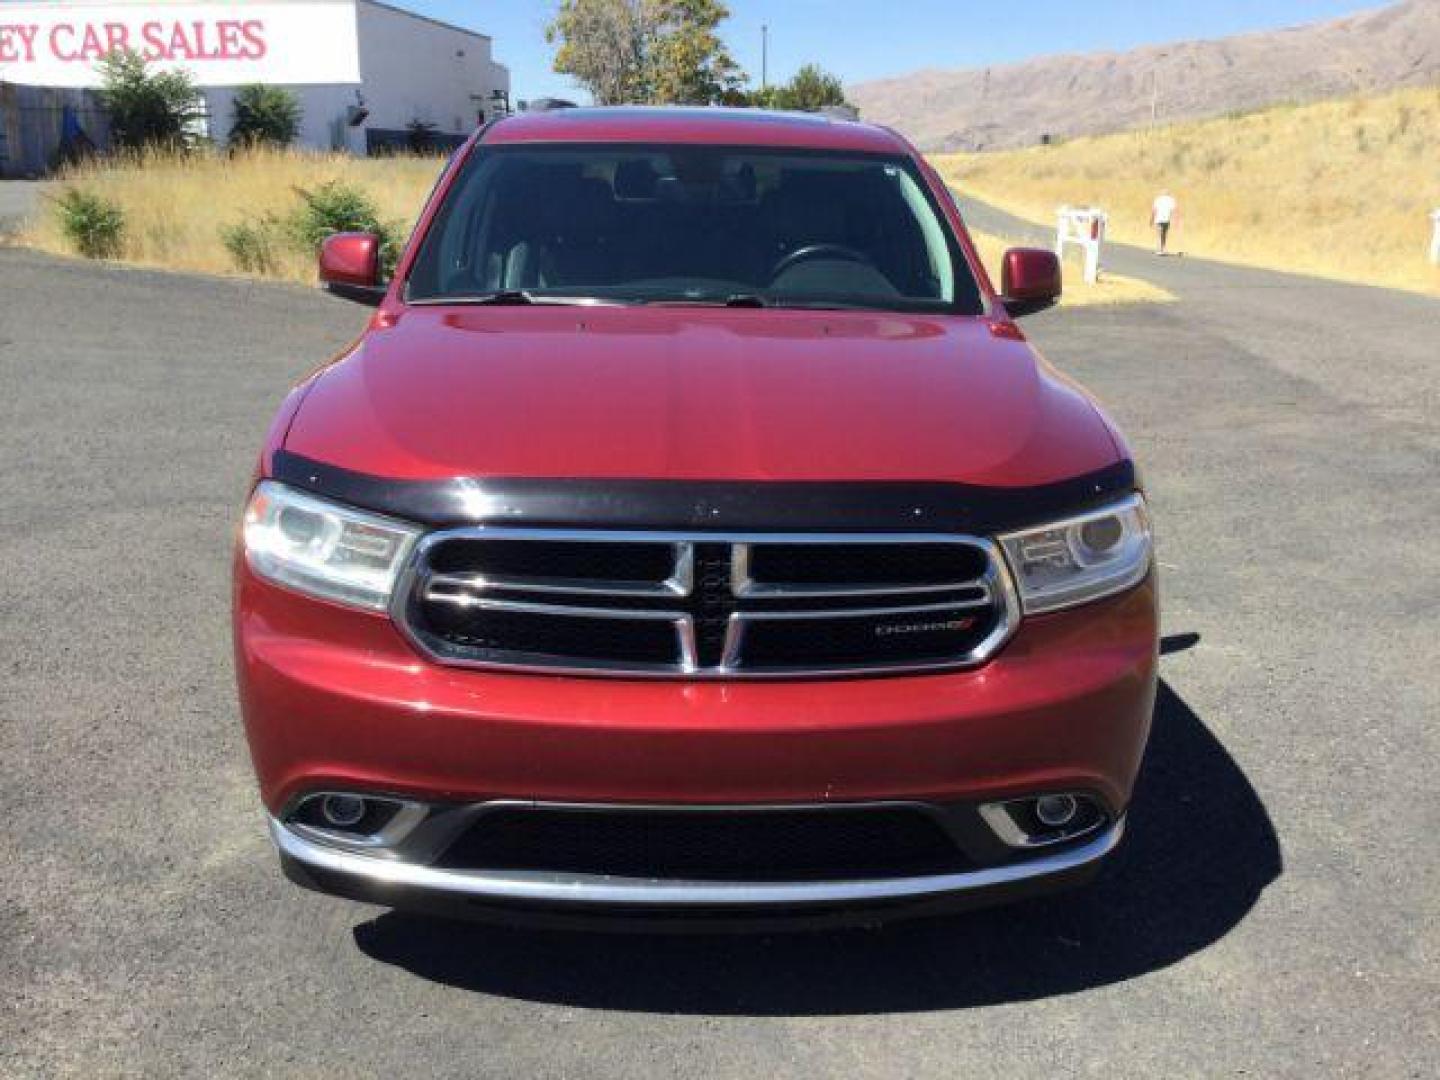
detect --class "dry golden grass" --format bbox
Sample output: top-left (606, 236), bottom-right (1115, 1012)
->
top-left (935, 84), bottom-right (1440, 296)
top-left (20, 146), bottom-right (445, 283)
top-left (968, 229), bottom-right (1173, 307)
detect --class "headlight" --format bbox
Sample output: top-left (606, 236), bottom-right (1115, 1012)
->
top-left (242, 481), bottom-right (421, 611)
top-left (998, 494), bottom-right (1151, 614)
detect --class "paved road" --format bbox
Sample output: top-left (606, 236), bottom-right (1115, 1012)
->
top-left (0, 181), bottom-right (44, 238)
top-left (2, 239), bottom-right (1436, 1078)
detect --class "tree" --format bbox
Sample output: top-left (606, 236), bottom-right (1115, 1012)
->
top-left (645, 0), bottom-right (746, 105)
top-left (229, 84), bottom-right (302, 148)
top-left (547, 0), bottom-right (647, 106)
top-left (742, 84), bottom-right (779, 109)
top-left (96, 50), bottom-right (205, 151)
top-left (546, 0), bottom-right (746, 106)
top-left (772, 64), bottom-right (849, 113)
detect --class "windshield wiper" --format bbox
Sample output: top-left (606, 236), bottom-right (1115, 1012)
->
top-left (642, 293), bottom-right (770, 308)
top-left (463, 290), bottom-right (543, 306)
top-left (410, 291), bottom-right (626, 307)
top-left (412, 291), bottom-right (887, 311)
top-left (648, 294), bottom-right (883, 312)
top-left (768, 299), bottom-right (888, 311)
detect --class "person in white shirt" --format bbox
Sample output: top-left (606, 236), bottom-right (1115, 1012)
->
top-left (1151, 191), bottom-right (1178, 254)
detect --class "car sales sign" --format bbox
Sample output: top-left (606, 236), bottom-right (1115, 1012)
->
top-left (0, 1), bottom-right (360, 88)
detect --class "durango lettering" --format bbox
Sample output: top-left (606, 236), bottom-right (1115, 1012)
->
top-left (874, 619), bottom-right (975, 637)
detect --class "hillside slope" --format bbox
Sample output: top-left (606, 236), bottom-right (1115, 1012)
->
top-left (852, 0), bottom-right (1440, 151)
top-left (933, 86), bottom-right (1440, 296)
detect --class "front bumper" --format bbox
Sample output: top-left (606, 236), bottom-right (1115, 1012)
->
top-left (274, 813), bottom-right (1125, 927)
top-left (236, 563), bottom-right (1157, 918)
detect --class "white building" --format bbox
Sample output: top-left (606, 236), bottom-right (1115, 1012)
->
top-left (0, 0), bottom-right (510, 175)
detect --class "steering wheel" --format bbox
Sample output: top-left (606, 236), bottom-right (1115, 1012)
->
top-left (769, 243), bottom-right (872, 282)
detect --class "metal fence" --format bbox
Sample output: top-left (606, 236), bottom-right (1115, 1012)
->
top-left (365, 127), bottom-right (468, 155)
top-left (0, 86), bottom-right (112, 178)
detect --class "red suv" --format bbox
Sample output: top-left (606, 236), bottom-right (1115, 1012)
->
top-left (234, 108), bottom-right (1157, 927)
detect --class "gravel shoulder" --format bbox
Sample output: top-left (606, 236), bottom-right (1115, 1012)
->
top-left (1, 243), bottom-right (1437, 1078)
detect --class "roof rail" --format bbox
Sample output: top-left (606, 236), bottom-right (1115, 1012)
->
top-left (524, 98), bottom-right (580, 113)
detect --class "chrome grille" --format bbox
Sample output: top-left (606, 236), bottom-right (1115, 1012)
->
top-left (393, 530), bottom-right (1019, 678)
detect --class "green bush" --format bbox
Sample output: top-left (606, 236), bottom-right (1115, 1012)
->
top-left (220, 182), bottom-right (402, 280)
top-left (229, 84), bottom-right (303, 147)
top-left (288, 181), bottom-right (402, 276)
top-left (773, 65), bottom-right (849, 112)
top-left (96, 49), bottom-right (205, 151)
top-left (54, 188), bottom-right (125, 259)
top-left (221, 214), bottom-right (286, 274)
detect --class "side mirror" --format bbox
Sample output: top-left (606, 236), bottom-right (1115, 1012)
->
top-left (319, 232), bottom-right (385, 306)
top-left (1000, 247), bottom-right (1062, 317)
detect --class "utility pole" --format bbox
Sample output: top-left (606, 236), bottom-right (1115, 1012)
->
top-left (761, 24), bottom-right (769, 92)
top-left (1150, 69), bottom-right (1159, 124)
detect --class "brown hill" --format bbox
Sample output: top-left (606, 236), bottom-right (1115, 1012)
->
top-left (849, 0), bottom-right (1440, 150)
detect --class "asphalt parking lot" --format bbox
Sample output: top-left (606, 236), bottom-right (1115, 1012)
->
top-left (2, 222), bottom-right (1437, 1076)
top-left (0, 181), bottom-right (44, 238)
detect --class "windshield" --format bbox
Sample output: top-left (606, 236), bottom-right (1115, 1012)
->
top-left (405, 144), bottom-right (984, 314)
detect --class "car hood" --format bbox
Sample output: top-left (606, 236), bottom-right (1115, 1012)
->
top-left (282, 306), bottom-right (1120, 486)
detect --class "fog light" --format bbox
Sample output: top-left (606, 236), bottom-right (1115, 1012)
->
top-left (1035, 794), bottom-right (1078, 827)
top-left (321, 794), bottom-right (367, 828)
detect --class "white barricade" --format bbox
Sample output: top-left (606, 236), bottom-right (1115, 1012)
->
top-left (1430, 209), bottom-right (1440, 266)
top-left (1056, 206), bottom-right (1107, 284)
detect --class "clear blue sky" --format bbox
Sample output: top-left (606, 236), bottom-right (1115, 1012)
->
top-left (415, 0), bottom-right (1384, 104)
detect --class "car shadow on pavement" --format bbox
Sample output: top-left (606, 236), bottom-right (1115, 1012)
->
top-left (352, 678), bottom-right (1281, 1014)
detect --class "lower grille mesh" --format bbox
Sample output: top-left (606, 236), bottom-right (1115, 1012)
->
top-left (435, 806), bottom-right (970, 881)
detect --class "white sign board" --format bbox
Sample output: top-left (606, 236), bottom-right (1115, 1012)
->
top-left (0, 2), bottom-right (360, 88)
top-left (1056, 206), bottom-right (1108, 284)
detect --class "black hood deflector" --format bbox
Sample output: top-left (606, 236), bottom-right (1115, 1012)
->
top-left (271, 450), bottom-right (1136, 535)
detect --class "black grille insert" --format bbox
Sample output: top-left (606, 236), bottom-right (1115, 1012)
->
top-left (693, 544), bottom-right (733, 668)
top-left (740, 607), bottom-right (994, 670)
top-left (435, 805), bottom-right (971, 881)
top-left (746, 542), bottom-right (989, 589)
top-left (428, 537), bottom-right (676, 585)
top-left (422, 606), bottom-right (679, 666)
